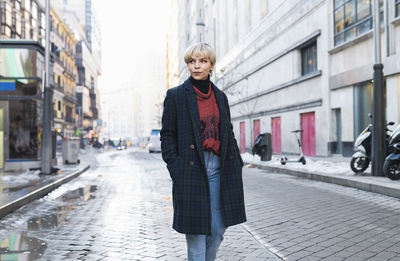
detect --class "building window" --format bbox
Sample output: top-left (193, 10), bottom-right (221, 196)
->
top-left (396, 0), bottom-right (400, 17)
top-left (334, 0), bottom-right (382, 46)
top-left (301, 41), bottom-right (317, 76)
top-left (353, 80), bottom-right (386, 139)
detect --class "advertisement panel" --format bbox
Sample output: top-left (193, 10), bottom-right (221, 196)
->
top-left (0, 48), bottom-right (43, 78)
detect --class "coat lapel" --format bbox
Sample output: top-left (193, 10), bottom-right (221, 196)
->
top-left (184, 79), bottom-right (207, 170)
top-left (212, 83), bottom-right (229, 169)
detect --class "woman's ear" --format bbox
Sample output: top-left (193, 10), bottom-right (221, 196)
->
top-left (209, 64), bottom-right (215, 75)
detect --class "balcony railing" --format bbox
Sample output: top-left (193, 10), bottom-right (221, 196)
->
top-left (65, 116), bottom-right (76, 124)
top-left (63, 93), bottom-right (77, 104)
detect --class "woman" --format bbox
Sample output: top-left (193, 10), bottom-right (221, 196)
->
top-left (161, 42), bottom-right (246, 261)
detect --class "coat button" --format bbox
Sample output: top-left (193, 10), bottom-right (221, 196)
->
top-left (229, 155), bottom-right (234, 160)
top-left (190, 161), bottom-right (194, 166)
top-left (190, 144), bottom-right (195, 149)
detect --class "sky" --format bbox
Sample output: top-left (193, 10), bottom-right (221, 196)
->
top-left (93, 0), bottom-right (170, 92)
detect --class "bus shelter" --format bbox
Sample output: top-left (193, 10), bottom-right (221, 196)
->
top-left (0, 40), bottom-right (45, 171)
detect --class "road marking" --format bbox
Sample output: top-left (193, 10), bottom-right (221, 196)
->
top-left (241, 223), bottom-right (286, 260)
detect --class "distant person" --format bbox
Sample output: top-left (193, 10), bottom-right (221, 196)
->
top-left (161, 42), bottom-right (246, 260)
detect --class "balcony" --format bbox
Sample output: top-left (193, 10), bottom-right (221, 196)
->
top-left (63, 69), bottom-right (77, 81)
top-left (63, 93), bottom-right (77, 104)
top-left (65, 116), bottom-right (75, 124)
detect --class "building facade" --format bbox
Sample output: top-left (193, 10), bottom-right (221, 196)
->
top-left (101, 84), bottom-right (138, 143)
top-left (167, 0), bottom-right (400, 157)
top-left (50, 7), bottom-right (77, 138)
top-left (54, 0), bottom-right (102, 139)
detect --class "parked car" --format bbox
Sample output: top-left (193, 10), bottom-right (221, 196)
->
top-left (148, 129), bottom-right (161, 153)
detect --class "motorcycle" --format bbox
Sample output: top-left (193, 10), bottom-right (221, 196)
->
top-left (383, 124), bottom-right (400, 180)
top-left (351, 121), bottom-right (394, 174)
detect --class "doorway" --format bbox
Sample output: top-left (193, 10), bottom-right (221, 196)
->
top-left (301, 112), bottom-right (316, 156)
top-left (240, 121), bottom-right (245, 153)
top-left (253, 119), bottom-right (260, 143)
top-left (333, 108), bottom-right (342, 154)
top-left (271, 117), bottom-right (281, 154)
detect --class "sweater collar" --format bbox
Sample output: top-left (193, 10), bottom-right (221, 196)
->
top-left (190, 76), bottom-right (210, 94)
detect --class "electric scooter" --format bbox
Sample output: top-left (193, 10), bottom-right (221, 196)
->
top-left (280, 129), bottom-right (306, 165)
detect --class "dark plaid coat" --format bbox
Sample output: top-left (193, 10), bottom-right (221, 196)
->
top-left (160, 78), bottom-right (246, 235)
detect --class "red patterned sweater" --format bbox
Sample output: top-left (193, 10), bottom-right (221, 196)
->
top-left (193, 84), bottom-right (220, 155)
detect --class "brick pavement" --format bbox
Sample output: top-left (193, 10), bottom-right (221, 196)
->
top-left (0, 150), bottom-right (279, 260)
top-left (242, 166), bottom-right (400, 261)
top-left (1, 150), bottom-right (400, 260)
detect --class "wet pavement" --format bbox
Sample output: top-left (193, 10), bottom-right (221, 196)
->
top-left (0, 150), bottom-right (91, 212)
top-left (0, 148), bottom-right (400, 260)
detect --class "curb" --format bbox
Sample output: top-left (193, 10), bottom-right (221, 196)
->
top-left (246, 162), bottom-right (400, 199)
top-left (0, 164), bottom-right (90, 219)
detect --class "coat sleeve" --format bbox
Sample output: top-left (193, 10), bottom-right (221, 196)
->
top-left (160, 88), bottom-right (179, 165)
top-left (223, 92), bottom-right (244, 166)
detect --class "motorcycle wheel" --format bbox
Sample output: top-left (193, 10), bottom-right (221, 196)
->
top-left (280, 157), bottom-right (286, 165)
top-left (383, 160), bottom-right (400, 180)
top-left (350, 157), bottom-right (369, 173)
top-left (301, 157), bottom-right (306, 165)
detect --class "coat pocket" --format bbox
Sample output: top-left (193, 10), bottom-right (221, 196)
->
top-left (167, 156), bottom-right (183, 181)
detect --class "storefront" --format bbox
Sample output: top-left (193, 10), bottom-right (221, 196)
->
top-left (0, 40), bottom-right (44, 171)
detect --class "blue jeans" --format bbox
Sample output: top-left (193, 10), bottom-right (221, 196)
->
top-left (186, 151), bottom-right (226, 261)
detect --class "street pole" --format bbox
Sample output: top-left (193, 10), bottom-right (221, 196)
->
top-left (371, 0), bottom-right (385, 176)
top-left (41, 0), bottom-right (52, 174)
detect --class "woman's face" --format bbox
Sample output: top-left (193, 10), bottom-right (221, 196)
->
top-left (187, 54), bottom-right (214, 80)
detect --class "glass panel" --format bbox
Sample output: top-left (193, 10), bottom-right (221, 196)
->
top-left (9, 100), bottom-right (39, 159)
top-left (397, 3), bottom-right (400, 17)
top-left (353, 82), bottom-right (373, 139)
top-left (24, 0), bottom-right (30, 12)
top-left (335, 6), bottom-right (345, 33)
top-left (301, 42), bottom-right (317, 75)
top-left (345, 27), bottom-right (356, 41)
top-left (358, 18), bottom-right (371, 34)
top-left (335, 33), bottom-right (345, 45)
top-left (335, 0), bottom-right (344, 8)
top-left (344, 1), bottom-right (355, 27)
top-left (357, 0), bottom-right (370, 20)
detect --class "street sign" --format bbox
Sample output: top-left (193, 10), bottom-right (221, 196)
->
top-left (0, 80), bottom-right (16, 91)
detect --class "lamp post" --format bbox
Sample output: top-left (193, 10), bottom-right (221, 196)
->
top-left (371, 0), bottom-right (385, 176)
top-left (41, 0), bottom-right (52, 174)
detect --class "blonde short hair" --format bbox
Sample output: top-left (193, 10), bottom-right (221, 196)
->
top-left (184, 42), bottom-right (216, 65)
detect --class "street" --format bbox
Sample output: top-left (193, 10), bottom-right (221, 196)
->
top-left (1, 148), bottom-right (400, 261)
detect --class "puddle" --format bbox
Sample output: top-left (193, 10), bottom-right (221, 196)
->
top-left (0, 233), bottom-right (47, 260)
top-left (27, 204), bottom-right (74, 231)
top-left (58, 185), bottom-right (98, 202)
top-left (24, 185), bottom-right (98, 231)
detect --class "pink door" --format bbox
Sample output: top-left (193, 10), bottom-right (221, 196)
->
top-left (253, 119), bottom-right (260, 141)
top-left (301, 112), bottom-right (316, 156)
top-left (240, 121), bottom-right (246, 153)
top-left (271, 117), bottom-right (281, 154)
